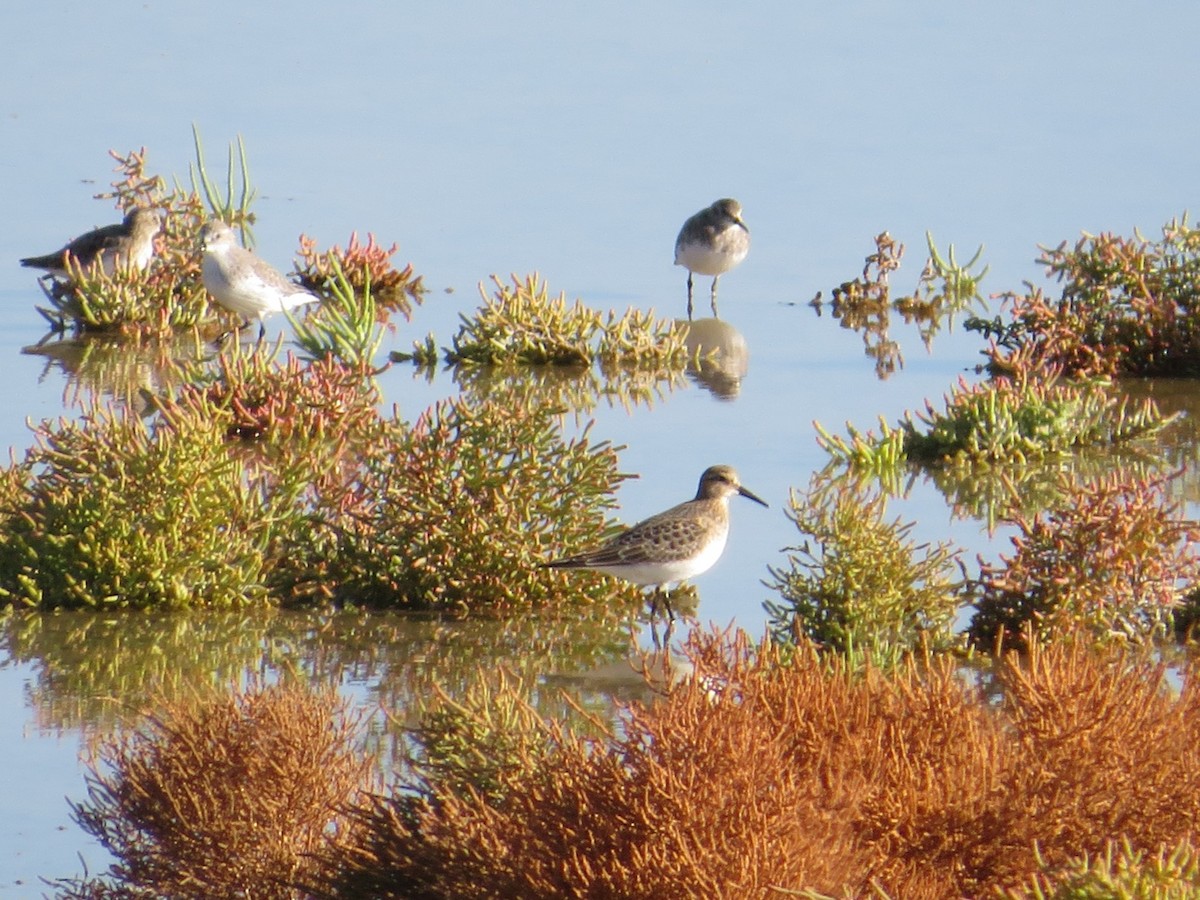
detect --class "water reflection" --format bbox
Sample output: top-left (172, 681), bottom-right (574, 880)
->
top-left (819, 441), bottom-right (1179, 533)
top-left (23, 330), bottom-right (214, 414)
top-left (811, 231), bottom-right (988, 380)
top-left (920, 448), bottom-right (1170, 530)
top-left (544, 646), bottom-right (694, 701)
top-left (451, 358), bottom-right (687, 417)
top-left (680, 317), bottom-right (749, 399)
top-left (1116, 378), bottom-right (1200, 503)
top-left (0, 606), bottom-right (648, 737)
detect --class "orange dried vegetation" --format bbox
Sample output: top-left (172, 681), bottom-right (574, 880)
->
top-left (316, 632), bottom-right (1200, 898)
top-left (61, 682), bottom-right (373, 900)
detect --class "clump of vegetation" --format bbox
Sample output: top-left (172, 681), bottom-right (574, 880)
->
top-left (828, 230), bottom-right (904, 309)
top-left (295, 230), bottom-right (426, 318)
top-left (895, 231), bottom-right (989, 347)
top-left (447, 273), bottom-right (605, 365)
top-left (968, 473), bottom-right (1200, 649)
top-left (397, 273), bottom-right (690, 369)
top-left (817, 369), bottom-right (1172, 471)
top-left (302, 632), bottom-right (1200, 898)
top-left (162, 342), bottom-right (382, 445)
top-left (0, 403), bottom-right (282, 609)
top-left (0, 333), bottom-right (644, 615)
top-left (764, 479), bottom-right (962, 666)
top-left (34, 129), bottom-right (427, 349)
top-left (815, 232), bottom-right (989, 379)
top-left (822, 231), bottom-right (906, 378)
top-left (288, 257), bottom-right (390, 369)
top-left (971, 214), bottom-right (1200, 378)
top-left (275, 397), bottom-right (644, 614)
top-left (57, 682), bottom-right (372, 900)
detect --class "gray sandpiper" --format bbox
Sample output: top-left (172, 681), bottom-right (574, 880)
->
top-left (198, 219), bottom-right (319, 340)
top-left (674, 198), bottom-right (750, 318)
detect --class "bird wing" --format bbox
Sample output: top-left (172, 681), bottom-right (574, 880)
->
top-left (65, 223), bottom-right (133, 262)
top-left (22, 222), bottom-right (127, 269)
top-left (554, 503), bottom-right (710, 568)
top-left (225, 249), bottom-right (318, 307)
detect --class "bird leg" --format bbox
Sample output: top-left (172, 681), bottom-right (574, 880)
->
top-left (661, 615), bottom-right (676, 648)
top-left (686, 272), bottom-right (695, 320)
top-left (648, 586), bottom-right (676, 624)
top-left (651, 595), bottom-right (676, 650)
top-left (710, 276), bottom-right (720, 318)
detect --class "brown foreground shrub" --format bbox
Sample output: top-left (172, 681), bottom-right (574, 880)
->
top-left (58, 682), bottom-right (373, 900)
top-left (311, 632), bottom-right (1200, 899)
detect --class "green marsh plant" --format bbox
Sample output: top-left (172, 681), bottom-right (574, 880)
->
top-left (764, 479), bottom-right (963, 667)
top-left (0, 403), bottom-right (279, 609)
top-left (1006, 839), bottom-right (1200, 899)
top-left (276, 397), bottom-right (644, 615)
top-left (895, 231), bottom-right (988, 348)
top-left (289, 256), bottom-right (388, 369)
top-left (188, 123), bottom-right (257, 233)
top-left (398, 273), bottom-right (690, 370)
top-left (817, 370), bottom-right (1172, 475)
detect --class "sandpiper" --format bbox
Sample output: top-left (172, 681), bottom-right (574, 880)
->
top-left (20, 207), bottom-right (161, 279)
top-left (674, 198), bottom-right (750, 319)
top-left (198, 219), bottom-right (319, 339)
top-left (543, 464), bottom-right (768, 620)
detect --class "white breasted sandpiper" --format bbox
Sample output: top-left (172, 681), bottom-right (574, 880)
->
top-left (198, 219), bottom-right (319, 340)
top-left (674, 198), bottom-right (750, 319)
top-left (543, 464), bottom-right (768, 621)
top-left (21, 207), bottom-right (161, 279)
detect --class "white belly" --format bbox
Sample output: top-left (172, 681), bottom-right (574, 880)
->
top-left (614, 529), bottom-right (729, 587)
top-left (675, 237), bottom-right (749, 276)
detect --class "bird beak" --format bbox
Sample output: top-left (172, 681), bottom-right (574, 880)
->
top-left (734, 216), bottom-right (749, 232)
top-left (738, 485), bottom-right (769, 508)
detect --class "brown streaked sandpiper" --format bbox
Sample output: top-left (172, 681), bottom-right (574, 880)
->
top-left (198, 219), bottom-right (319, 340)
top-left (674, 198), bottom-right (750, 319)
top-left (20, 208), bottom-right (161, 279)
top-left (543, 464), bottom-right (768, 621)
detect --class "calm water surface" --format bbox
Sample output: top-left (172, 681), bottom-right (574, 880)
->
top-left (2, 1), bottom-right (1200, 891)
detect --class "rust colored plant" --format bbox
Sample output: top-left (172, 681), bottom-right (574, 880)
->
top-left (295, 231), bottom-right (426, 319)
top-left (969, 473), bottom-right (1200, 649)
top-left (308, 631), bottom-right (1200, 898)
top-left (972, 216), bottom-right (1200, 378)
top-left (58, 682), bottom-right (373, 900)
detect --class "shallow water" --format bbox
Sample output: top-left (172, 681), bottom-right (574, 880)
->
top-left (3, 0), bottom-right (1200, 891)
